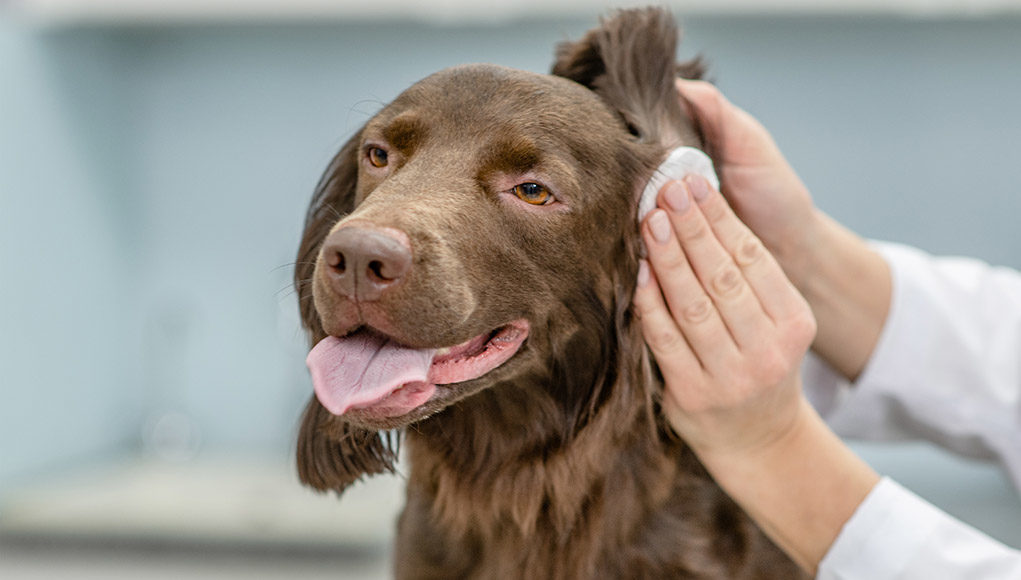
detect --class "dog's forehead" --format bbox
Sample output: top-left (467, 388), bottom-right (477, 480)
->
top-left (376, 64), bottom-right (624, 136)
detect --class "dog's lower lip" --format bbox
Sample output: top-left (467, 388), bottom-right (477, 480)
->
top-left (427, 320), bottom-right (529, 386)
top-left (431, 328), bottom-right (501, 365)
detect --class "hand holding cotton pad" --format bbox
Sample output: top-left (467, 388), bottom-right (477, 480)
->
top-left (637, 146), bottom-right (719, 224)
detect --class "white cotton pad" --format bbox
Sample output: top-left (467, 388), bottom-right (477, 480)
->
top-left (637, 146), bottom-right (720, 224)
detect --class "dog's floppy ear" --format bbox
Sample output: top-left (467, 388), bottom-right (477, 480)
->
top-left (293, 130), bottom-right (400, 492)
top-left (296, 398), bottom-right (399, 492)
top-left (294, 130), bottom-right (362, 343)
top-left (551, 7), bottom-right (705, 149)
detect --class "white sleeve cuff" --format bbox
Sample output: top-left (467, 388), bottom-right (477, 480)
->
top-left (818, 478), bottom-right (1021, 580)
top-left (804, 241), bottom-right (1021, 478)
top-left (800, 241), bottom-right (919, 440)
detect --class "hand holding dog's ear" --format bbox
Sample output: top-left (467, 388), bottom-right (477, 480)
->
top-left (676, 80), bottom-right (819, 287)
top-left (633, 176), bottom-right (816, 458)
top-left (678, 80), bottom-right (891, 382)
top-left (634, 178), bottom-right (884, 575)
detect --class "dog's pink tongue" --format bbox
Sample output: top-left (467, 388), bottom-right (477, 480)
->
top-left (306, 334), bottom-right (437, 416)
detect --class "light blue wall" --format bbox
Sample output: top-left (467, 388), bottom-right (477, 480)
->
top-left (0, 20), bottom-right (136, 484)
top-left (2, 13), bottom-right (1020, 532)
top-left (683, 17), bottom-right (1021, 268)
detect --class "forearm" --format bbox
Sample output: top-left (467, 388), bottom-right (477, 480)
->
top-left (787, 210), bottom-right (892, 381)
top-left (697, 397), bottom-right (880, 575)
top-left (702, 213), bottom-right (890, 572)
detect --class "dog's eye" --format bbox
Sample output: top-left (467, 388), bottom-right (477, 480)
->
top-left (367, 147), bottom-right (389, 168)
top-left (512, 182), bottom-right (553, 205)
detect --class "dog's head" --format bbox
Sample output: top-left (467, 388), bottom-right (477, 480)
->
top-left (295, 8), bottom-right (706, 492)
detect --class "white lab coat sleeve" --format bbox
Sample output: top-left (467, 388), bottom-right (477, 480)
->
top-left (801, 241), bottom-right (1021, 489)
top-left (817, 477), bottom-right (1021, 579)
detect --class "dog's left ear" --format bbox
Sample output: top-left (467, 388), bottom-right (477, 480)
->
top-left (554, 8), bottom-right (705, 440)
top-left (551, 7), bottom-right (705, 149)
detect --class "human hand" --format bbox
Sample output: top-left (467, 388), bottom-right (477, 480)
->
top-left (678, 80), bottom-right (893, 382)
top-left (634, 176), bottom-right (817, 457)
top-left (676, 79), bottom-right (818, 284)
top-left (634, 176), bottom-right (880, 575)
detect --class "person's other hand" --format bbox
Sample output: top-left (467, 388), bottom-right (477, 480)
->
top-left (634, 176), bottom-right (816, 456)
top-left (677, 79), bottom-right (817, 282)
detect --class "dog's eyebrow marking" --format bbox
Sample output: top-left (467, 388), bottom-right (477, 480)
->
top-left (480, 135), bottom-right (541, 176)
top-left (383, 114), bottom-right (428, 153)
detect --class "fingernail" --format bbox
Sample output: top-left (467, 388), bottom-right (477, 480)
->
top-left (662, 180), bottom-right (690, 213)
top-left (637, 259), bottom-right (650, 287)
top-left (648, 210), bottom-right (671, 244)
top-left (686, 175), bottom-right (710, 202)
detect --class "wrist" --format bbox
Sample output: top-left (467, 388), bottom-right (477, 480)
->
top-left (772, 207), bottom-right (830, 295)
top-left (785, 212), bottom-right (892, 380)
top-left (693, 397), bottom-right (881, 574)
top-left (693, 395), bottom-right (815, 475)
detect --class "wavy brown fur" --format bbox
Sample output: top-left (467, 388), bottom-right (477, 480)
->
top-left (552, 8), bottom-right (706, 148)
top-left (293, 8), bottom-right (806, 579)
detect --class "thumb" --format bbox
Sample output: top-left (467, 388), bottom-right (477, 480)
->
top-left (675, 79), bottom-right (729, 141)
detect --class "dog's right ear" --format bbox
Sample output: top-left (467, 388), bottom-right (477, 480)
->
top-left (551, 7), bottom-right (705, 149)
top-left (294, 130), bottom-right (363, 343)
top-left (296, 398), bottom-right (399, 493)
top-left (294, 130), bottom-right (400, 493)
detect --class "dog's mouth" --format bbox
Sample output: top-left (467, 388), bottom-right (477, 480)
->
top-left (306, 320), bottom-right (530, 419)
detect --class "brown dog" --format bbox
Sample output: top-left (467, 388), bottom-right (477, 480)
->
top-left (294, 8), bottom-right (806, 579)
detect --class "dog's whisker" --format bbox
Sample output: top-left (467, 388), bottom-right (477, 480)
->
top-left (275, 286), bottom-right (298, 301)
top-left (270, 262), bottom-right (300, 274)
top-left (323, 204), bottom-right (344, 222)
top-left (351, 98), bottom-right (385, 115)
top-left (344, 99), bottom-right (384, 134)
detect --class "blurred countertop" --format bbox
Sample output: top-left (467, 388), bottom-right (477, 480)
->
top-left (0, 455), bottom-right (404, 551)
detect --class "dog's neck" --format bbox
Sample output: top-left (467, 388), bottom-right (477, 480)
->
top-left (404, 352), bottom-right (682, 545)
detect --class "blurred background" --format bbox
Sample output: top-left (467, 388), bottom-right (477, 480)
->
top-left (1, 0), bottom-right (1020, 578)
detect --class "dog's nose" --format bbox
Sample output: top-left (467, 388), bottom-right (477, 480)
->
top-left (320, 226), bottom-right (412, 302)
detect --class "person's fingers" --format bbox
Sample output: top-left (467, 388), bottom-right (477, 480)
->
top-left (641, 206), bottom-right (738, 369)
top-left (656, 181), bottom-right (772, 350)
top-left (682, 175), bottom-right (811, 325)
top-left (632, 260), bottom-right (700, 381)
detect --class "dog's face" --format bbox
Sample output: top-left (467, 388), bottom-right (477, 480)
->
top-left (307, 64), bottom-right (654, 430)
top-left (295, 7), bottom-right (705, 492)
